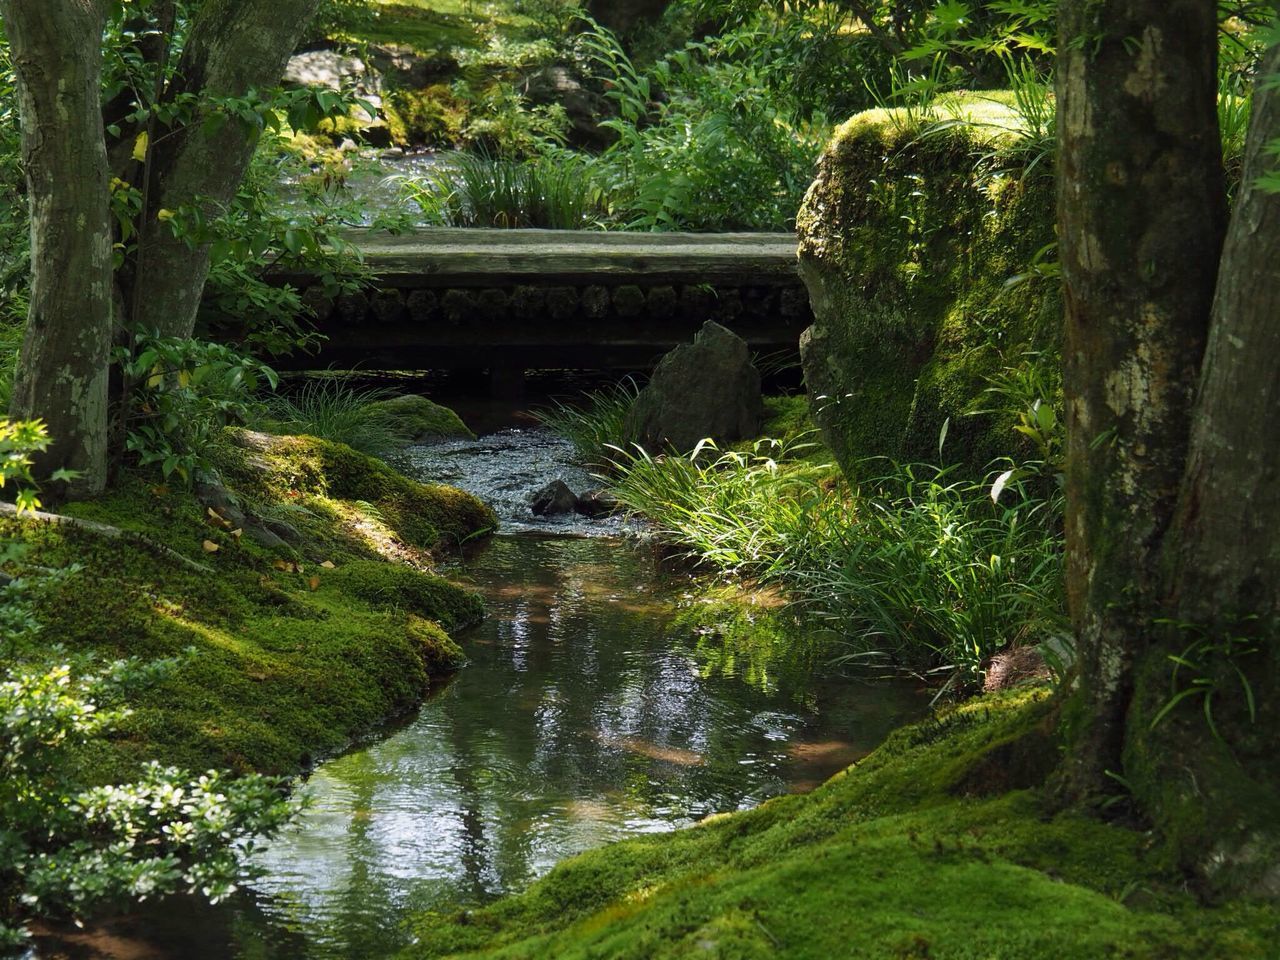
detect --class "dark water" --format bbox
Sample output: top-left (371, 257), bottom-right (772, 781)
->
top-left (30, 430), bottom-right (926, 960)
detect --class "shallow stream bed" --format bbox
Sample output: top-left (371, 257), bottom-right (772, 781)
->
top-left (33, 429), bottom-right (925, 959)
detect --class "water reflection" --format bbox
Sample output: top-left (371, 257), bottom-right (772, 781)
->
top-left (32, 535), bottom-right (925, 960)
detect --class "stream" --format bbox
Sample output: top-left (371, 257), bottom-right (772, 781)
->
top-left (31, 427), bottom-right (926, 960)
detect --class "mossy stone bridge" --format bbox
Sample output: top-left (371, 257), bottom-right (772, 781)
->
top-left (282, 228), bottom-right (811, 389)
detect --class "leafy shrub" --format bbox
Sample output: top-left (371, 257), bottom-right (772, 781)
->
top-left (580, 22), bottom-right (830, 230)
top-left (120, 336), bottom-right (278, 485)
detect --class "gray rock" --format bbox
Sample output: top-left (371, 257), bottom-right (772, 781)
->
top-left (626, 321), bottom-right (763, 453)
top-left (574, 489), bottom-right (619, 518)
top-left (531, 480), bottom-right (579, 516)
top-left (245, 524), bottom-right (290, 552)
top-left (284, 50), bottom-right (367, 91)
top-left (262, 518), bottom-right (305, 546)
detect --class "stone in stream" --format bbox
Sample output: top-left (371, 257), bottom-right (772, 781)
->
top-left (531, 479), bottom-right (579, 516)
top-left (626, 320), bottom-right (764, 454)
top-left (575, 489), bottom-right (620, 518)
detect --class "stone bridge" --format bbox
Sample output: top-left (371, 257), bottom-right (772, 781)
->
top-left (284, 228), bottom-right (811, 388)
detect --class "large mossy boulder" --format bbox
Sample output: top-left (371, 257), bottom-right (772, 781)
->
top-left (796, 93), bottom-right (1058, 477)
top-left (365, 393), bottom-right (475, 443)
top-left (627, 321), bottom-right (764, 453)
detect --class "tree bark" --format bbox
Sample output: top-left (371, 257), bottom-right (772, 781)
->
top-left (2, 0), bottom-right (113, 497)
top-left (1055, 0), bottom-right (1226, 801)
top-left (1125, 40), bottom-right (1280, 899)
top-left (127, 0), bottom-right (316, 339)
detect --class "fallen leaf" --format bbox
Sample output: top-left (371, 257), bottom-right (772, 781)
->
top-left (201, 540), bottom-right (220, 553)
top-left (308, 575), bottom-right (321, 592)
top-left (320, 560), bottom-right (336, 569)
top-left (230, 528), bottom-right (243, 539)
top-left (150, 485), bottom-right (169, 497)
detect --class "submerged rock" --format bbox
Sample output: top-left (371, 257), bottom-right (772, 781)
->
top-left (626, 320), bottom-right (763, 453)
top-left (531, 479), bottom-right (579, 516)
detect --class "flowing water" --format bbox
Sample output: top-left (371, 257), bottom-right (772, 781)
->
top-left (31, 428), bottom-right (926, 960)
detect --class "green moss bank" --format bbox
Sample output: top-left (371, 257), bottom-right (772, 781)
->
top-left (401, 691), bottom-right (1276, 959)
top-left (797, 94), bottom-right (1058, 476)
top-left (6, 431), bottom-right (496, 778)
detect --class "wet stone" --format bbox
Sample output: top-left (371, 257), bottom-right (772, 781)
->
top-left (531, 479), bottom-right (579, 516)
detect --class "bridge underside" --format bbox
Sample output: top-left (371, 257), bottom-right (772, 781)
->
top-left (269, 229), bottom-right (813, 386)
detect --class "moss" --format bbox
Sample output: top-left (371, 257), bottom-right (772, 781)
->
top-left (399, 691), bottom-right (1278, 959)
top-left (327, 559), bottom-right (484, 633)
top-left (384, 84), bottom-right (469, 148)
top-left (366, 394), bottom-right (476, 443)
top-left (6, 431), bottom-right (494, 780)
top-left (212, 428), bottom-right (497, 551)
top-left (797, 92), bottom-right (1059, 477)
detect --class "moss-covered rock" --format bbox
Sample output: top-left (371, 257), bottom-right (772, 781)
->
top-left (384, 84), bottom-right (468, 148)
top-left (797, 93), bottom-right (1059, 476)
top-left (328, 559), bottom-right (485, 632)
top-left (400, 690), bottom-right (1278, 958)
top-left (366, 394), bottom-right (476, 443)
top-left (214, 428), bottom-right (496, 551)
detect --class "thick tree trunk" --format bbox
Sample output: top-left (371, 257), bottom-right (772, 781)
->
top-left (2, 0), bottom-right (113, 497)
top-left (128, 0), bottom-right (315, 339)
top-left (1055, 0), bottom-right (1226, 801)
top-left (1124, 41), bottom-right (1280, 899)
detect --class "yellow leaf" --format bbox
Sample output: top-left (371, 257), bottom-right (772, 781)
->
top-left (132, 130), bottom-right (149, 163)
top-left (272, 559), bottom-right (292, 571)
top-left (178, 370), bottom-right (192, 388)
top-left (230, 528), bottom-right (243, 539)
top-left (308, 576), bottom-right (321, 592)
top-left (156, 208), bottom-right (175, 222)
top-left (320, 560), bottom-right (336, 569)
top-left (201, 540), bottom-right (220, 553)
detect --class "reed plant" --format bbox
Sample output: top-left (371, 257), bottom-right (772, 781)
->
top-left (397, 150), bottom-right (609, 229)
top-left (607, 440), bottom-right (1065, 685)
top-left (531, 378), bottom-right (640, 467)
top-left (256, 378), bottom-right (410, 457)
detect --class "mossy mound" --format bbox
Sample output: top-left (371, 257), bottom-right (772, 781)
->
top-left (5, 434), bottom-right (495, 779)
top-left (384, 85), bottom-right (469, 148)
top-left (401, 690), bottom-right (1277, 958)
top-left (366, 394), bottom-right (476, 443)
top-left (797, 92), bottom-right (1059, 477)
top-left (214, 428), bottom-right (496, 552)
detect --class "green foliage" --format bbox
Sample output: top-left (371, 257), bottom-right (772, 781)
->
top-left (607, 428), bottom-right (1065, 683)
top-left (398, 150), bottom-right (608, 228)
top-left (581, 22), bottom-right (830, 230)
top-left (531, 379), bottom-right (639, 465)
top-left (255, 379), bottom-right (413, 458)
top-left (0, 565), bottom-right (295, 947)
top-left (1150, 619), bottom-right (1261, 741)
top-left (120, 336), bottom-right (278, 485)
top-left (0, 420), bottom-right (73, 514)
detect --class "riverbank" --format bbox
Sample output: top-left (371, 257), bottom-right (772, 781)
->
top-left (3, 426), bottom-right (495, 779)
top-left (401, 689), bottom-right (1278, 958)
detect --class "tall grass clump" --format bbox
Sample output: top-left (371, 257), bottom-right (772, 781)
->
top-left (608, 441), bottom-right (1066, 686)
top-left (532, 378), bottom-right (640, 467)
top-left (397, 151), bottom-right (609, 229)
top-left (255, 378), bottom-right (410, 457)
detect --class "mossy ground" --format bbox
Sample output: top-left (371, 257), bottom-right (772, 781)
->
top-left (402, 691), bottom-right (1278, 959)
top-left (5, 431), bottom-right (495, 779)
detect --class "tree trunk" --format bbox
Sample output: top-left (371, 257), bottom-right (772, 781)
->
top-left (127, 0), bottom-right (316, 339)
top-left (1054, 0), bottom-right (1226, 801)
top-left (2, 0), bottom-right (113, 498)
top-left (1124, 40), bottom-right (1280, 899)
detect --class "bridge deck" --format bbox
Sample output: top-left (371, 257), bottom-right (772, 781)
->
top-left (347, 228), bottom-right (800, 287)
top-left (278, 229), bottom-right (810, 381)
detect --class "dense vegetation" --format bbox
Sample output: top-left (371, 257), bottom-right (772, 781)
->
top-left (0, 0), bottom-right (1278, 953)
